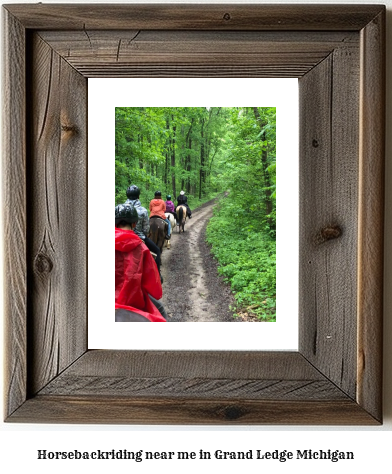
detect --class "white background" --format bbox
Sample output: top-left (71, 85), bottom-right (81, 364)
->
top-left (1, 0), bottom-right (391, 472)
top-left (88, 78), bottom-right (299, 350)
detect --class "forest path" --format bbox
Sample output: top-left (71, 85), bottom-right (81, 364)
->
top-left (160, 198), bottom-right (238, 322)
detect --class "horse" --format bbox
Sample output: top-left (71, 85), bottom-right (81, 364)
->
top-left (176, 205), bottom-right (187, 233)
top-left (148, 217), bottom-right (168, 252)
top-left (164, 212), bottom-right (176, 249)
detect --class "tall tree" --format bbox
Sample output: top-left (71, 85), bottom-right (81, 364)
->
top-left (253, 107), bottom-right (274, 229)
top-left (170, 114), bottom-right (176, 197)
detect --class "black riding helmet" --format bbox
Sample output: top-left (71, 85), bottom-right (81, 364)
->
top-left (115, 204), bottom-right (138, 226)
top-left (166, 195), bottom-right (171, 200)
top-left (154, 191), bottom-right (162, 198)
top-left (126, 184), bottom-right (140, 200)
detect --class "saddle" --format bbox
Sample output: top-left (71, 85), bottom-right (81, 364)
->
top-left (150, 215), bottom-right (166, 223)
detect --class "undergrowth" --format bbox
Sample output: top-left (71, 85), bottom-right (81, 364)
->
top-left (206, 196), bottom-right (276, 322)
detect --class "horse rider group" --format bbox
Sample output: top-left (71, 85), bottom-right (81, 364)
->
top-left (115, 185), bottom-right (192, 322)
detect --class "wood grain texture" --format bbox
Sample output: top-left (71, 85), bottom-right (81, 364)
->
top-left (12, 351), bottom-right (375, 423)
top-left (39, 30), bottom-right (358, 78)
top-left (38, 352), bottom-right (347, 401)
top-left (2, 4), bottom-right (385, 425)
top-left (357, 9), bottom-right (385, 422)
top-left (2, 9), bottom-right (27, 419)
top-left (27, 33), bottom-right (87, 395)
top-left (58, 351), bottom-right (326, 379)
top-left (39, 377), bottom-right (347, 400)
top-left (9, 396), bottom-right (379, 425)
top-left (4, 4), bottom-right (384, 31)
top-left (299, 41), bottom-right (360, 399)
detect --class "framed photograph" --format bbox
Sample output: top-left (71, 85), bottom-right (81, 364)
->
top-left (3, 4), bottom-right (385, 424)
top-left (88, 78), bottom-right (299, 350)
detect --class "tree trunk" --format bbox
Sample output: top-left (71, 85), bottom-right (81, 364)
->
top-left (199, 118), bottom-right (205, 199)
top-left (186, 136), bottom-right (191, 194)
top-left (184, 119), bottom-right (193, 195)
top-left (171, 117), bottom-right (176, 198)
top-left (164, 152), bottom-right (168, 186)
top-left (164, 117), bottom-right (170, 187)
top-left (253, 107), bottom-right (274, 225)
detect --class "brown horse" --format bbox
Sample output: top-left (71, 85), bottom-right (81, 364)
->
top-left (176, 205), bottom-right (187, 233)
top-left (148, 217), bottom-right (168, 252)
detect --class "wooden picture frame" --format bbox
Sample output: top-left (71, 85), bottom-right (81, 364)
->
top-left (3, 4), bottom-right (385, 424)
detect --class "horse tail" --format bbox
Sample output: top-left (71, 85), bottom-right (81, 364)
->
top-left (148, 219), bottom-right (156, 243)
top-left (179, 206), bottom-right (183, 223)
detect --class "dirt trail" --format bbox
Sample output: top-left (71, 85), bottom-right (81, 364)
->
top-left (160, 198), bottom-right (238, 322)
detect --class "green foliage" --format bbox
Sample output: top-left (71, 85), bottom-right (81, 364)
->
top-left (115, 107), bottom-right (276, 321)
top-left (206, 196), bottom-right (276, 322)
top-left (214, 107), bottom-right (276, 236)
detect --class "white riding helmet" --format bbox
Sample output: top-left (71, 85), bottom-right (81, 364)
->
top-left (180, 191), bottom-right (185, 195)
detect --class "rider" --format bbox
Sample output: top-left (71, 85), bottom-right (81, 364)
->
top-left (164, 194), bottom-right (177, 223)
top-left (115, 203), bottom-right (167, 322)
top-left (177, 190), bottom-right (192, 218)
top-left (125, 184), bottom-right (162, 279)
top-left (149, 191), bottom-right (172, 239)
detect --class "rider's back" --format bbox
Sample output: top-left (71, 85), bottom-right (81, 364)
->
top-left (149, 198), bottom-right (166, 219)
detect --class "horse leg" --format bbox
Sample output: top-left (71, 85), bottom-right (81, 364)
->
top-left (167, 223), bottom-right (171, 247)
top-left (160, 223), bottom-right (167, 251)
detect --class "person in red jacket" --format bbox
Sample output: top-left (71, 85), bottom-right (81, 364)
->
top-left (115, 204), bottom-right (167, 322)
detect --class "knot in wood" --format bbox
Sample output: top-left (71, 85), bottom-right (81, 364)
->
top-left (61, 124), bottom-right (77, 134)
top-left (34, 252), bottom-right (53, 274)
top-left (312, 139), bottom-right (319, 148)
top-left (223, 13), bottom-right (231, 21)
top-left (223, 405), bottom-right (243, 420)
top-left (315, 225), bottom-right (342, 244)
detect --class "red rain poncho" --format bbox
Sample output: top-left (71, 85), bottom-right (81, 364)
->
top-left (115, 227), bottom-right (166, 322)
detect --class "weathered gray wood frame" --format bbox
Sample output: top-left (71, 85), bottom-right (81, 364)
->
top-left (2, 4), bottom-right (385, 424)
